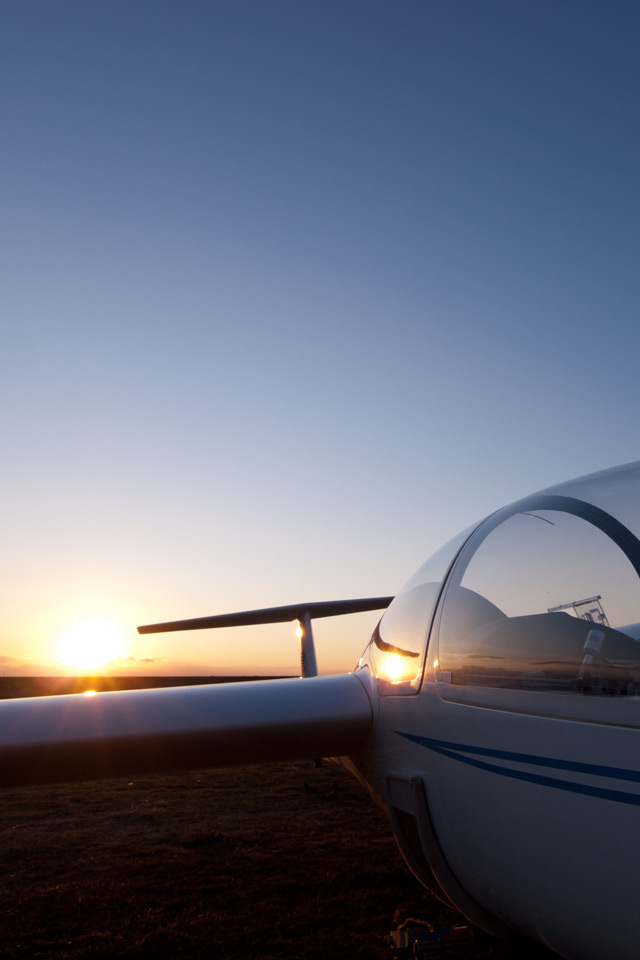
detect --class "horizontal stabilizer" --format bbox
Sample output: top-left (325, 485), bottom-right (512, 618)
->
top-left (138, 597), bottom-right (393, 634)
top-left (0, 673), bottom-right (373, 788)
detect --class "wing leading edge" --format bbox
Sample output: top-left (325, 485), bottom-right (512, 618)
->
top-left (0, 673), bottom-right (373, 788)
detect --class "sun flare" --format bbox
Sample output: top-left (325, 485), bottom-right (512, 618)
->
top-left (55, 619), bottom-right (127, 672)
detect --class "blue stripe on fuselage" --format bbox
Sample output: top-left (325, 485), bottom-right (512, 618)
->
top-left (395, 732), bottom-right (640, 806)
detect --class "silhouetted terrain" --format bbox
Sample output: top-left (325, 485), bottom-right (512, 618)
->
top-left (0, 676), bottom-right (287, 700)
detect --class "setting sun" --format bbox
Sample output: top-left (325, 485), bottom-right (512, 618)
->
top-left (55, 619), bottom-right (127, 672)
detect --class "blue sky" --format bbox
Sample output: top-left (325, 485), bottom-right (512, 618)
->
top-left (2, 1), bottom-right (640, 675)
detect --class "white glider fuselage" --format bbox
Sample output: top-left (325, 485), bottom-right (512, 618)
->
top-left (349, 670), bottom-right (640, 960)
top-left (350, 461), bottom-right (640, 960)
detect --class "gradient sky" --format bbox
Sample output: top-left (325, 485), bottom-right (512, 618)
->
top-left (2, 1), bottom-right (640, 676)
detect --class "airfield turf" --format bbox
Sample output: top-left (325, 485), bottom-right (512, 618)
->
top-left (0, 681), bottom-right (554, 959)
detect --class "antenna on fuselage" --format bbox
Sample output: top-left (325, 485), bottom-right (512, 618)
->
top-left (138, 596), bottom-right (394, 677)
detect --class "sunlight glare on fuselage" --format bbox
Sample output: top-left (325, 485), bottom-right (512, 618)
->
top-left (379, 653), bottom-right (406, 682)
top-left (377, 651), bottom-right (422, 684)
top-left (55, 619), bottom-right (127, 672)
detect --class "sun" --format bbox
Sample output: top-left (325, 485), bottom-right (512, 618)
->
top-left (55, 619), bottom-right (127, 672)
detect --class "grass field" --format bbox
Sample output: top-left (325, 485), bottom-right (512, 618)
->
top-left (0, 682), bottom-right (554, 959)
top-left (0, 763), bottom-right (558, 959)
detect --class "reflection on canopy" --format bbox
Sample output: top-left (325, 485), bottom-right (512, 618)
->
top-left (438, 500), bottom-right (640, 697)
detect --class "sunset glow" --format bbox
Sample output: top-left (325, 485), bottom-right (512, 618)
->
top-left (55, 620), bottom-right (127, 672)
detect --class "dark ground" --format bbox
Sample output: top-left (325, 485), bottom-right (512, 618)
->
top-left (0, 677), bottom-right (285, 699)
top-left (0, 681), bottom-right (556, 959)
top-left (0, 763), bottom-right (557, 960)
